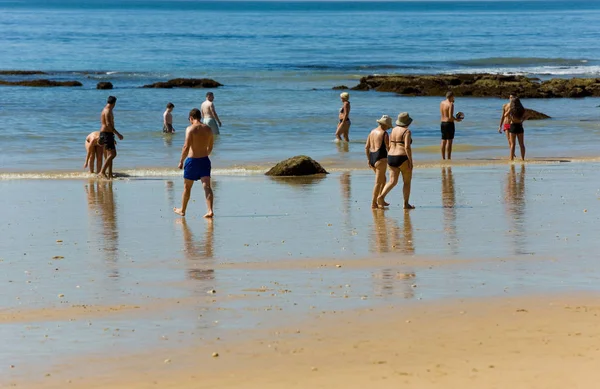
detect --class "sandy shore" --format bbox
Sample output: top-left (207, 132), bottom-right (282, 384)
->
top-left (4, 294), bottom-right (600, 389)
top-left (2, 162), bottom-right (600, 387)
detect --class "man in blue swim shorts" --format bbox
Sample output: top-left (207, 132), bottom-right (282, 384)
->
top-left (174, 108), bottom-right (215, 218)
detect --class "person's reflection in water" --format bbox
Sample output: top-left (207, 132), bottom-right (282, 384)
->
top-left (178, 218), bottom-right (215, 284)
top-left (441, 167), bottom-right (459, 255)
top-left (163, 133), bottom-right (173, 147)
top-left (371, 209), bottom-right (415, 254)
top-left (505, 164), bottom-right (527, 255)
top-left (165, 180), bottom-right (175, 208)
top-left (85, 180), bottom-right (119, 278)
top-left (371, 211), bottom-right (416, 299)
top-left (336, 141), bottom-right (349, 153)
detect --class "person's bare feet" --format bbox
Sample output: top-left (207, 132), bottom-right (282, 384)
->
top-left (173, 207), bottom-right (185, 217)
top-left (203, 211), bottom-right (214, 219)
top-left (371, 203), bottom-right (378, 209)
top-left (376, 197), bottom-right (389, 209)
top-left (404, 203), bottom-right (415, 209)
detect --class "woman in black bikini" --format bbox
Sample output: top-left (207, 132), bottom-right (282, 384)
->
top-left (335, 92), bottom-right (351, 142)
top-left (365, 115), bottom-right (392, 209)
top-left (378, 112), bottom-right (414, 209)
top-left (509, 97), bottom-right (529, 161)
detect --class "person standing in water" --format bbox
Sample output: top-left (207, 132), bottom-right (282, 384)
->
top-left (365, 115), bottom-right (392, 209)
top-left (163, 102), bottom-right (175, 134)
top-left (174, 108), bottom-right (215, 218)
top-left (440, 91), bottom-right (463, 160)
top-left (508, 97), bottom-right (529, 161)
top-left (98, 96), bottom-right (124, 179)
top-left (498, 94), bottom-right (514, 154)
top-left (335, 92), bottom-right (351, 142)
top-left (378, 112), bottom-right (415, 209)
top-left (201, 92), bottom-right (222, 135)
top-left (83, 131), bottom-right (103, 174)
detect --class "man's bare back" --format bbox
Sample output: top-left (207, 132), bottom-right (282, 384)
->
top-left (440, 99), bottom-right (455, 122)
top-left (182, 122), bottom-right (214, 160)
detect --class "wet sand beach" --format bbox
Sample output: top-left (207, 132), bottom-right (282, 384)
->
top-left (2, 162), bottom-right (600, 387)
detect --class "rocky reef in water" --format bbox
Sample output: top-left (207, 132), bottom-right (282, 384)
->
top-left (0, 79), bottom-right (82, 87)
top-left (347, 74), bottom-right (600, 98)
top-left (142, 78), bottom-right (223, 89)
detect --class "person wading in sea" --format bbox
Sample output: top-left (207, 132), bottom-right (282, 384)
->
top-left (174, 108), bottom-right (215, 218)
top-left (98, 96), bottom-right (124, 179)
top-left (201, 92), bottom-right (222, 135)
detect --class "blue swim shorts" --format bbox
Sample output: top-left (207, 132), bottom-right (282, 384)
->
top-left (183, 156), bottom-right (211, 181)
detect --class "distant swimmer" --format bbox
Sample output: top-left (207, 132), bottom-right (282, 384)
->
top-left (365, 115), bottom-right (391, 209)
top-left (98, 96), bottom-right (124, 180)
top-left (440, 91), bottom-right (463, 160)
top-left (378, 112), bottom-right (415, 209)
top-left (83, 131), bottom-right (103, 174)
top-left (499, 94), bottom-right (514, 155)
top-left (174, 108), bottom-right (215, 218)
top-left (335, 92), bottom-right (351, 142)
top-left (163, 102), bottom-right (175, 134)
top-left (508, 97), bottom-right (529, 161)
top-left (201, 92), bottom-right (222, 135)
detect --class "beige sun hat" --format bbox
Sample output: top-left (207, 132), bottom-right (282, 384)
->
top-left (396, 112), bottom-right (413, 127)
top-left (376, 115), bottom-right (393, 128)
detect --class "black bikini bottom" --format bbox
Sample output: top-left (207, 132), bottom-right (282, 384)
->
top-left (387, 155), bottom-right (409, 168)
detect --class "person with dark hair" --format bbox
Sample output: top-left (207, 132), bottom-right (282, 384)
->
top-left (174, 108), bottom-right (215, 218)
top-left (163, 102), bottom-right (175, 134)
top-left (98, 96), bottom-right (123, 179)
top-left (439, 91), bottom-right (463, 160)
top-left (201, 92), bottom-right (222, 135)
top-left (508, 97), bottom-right (529, 161)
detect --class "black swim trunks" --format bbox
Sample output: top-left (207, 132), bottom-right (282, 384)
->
top-left (441, 122), bottom-right (455, 140)
top-left (509, 123), bottom-right (524, 134)
top-left (99, 132), bottom-right (116, 150)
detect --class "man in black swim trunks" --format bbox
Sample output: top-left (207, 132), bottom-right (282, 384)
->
top-left (98, 96), bottom-right (124, 179)
top-left (439, 91), bottom-right (463, 160)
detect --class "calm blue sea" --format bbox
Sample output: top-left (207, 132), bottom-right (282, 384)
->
top-left (1, 1), bottom-right (600, 175)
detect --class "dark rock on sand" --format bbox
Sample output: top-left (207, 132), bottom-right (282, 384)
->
top-left (96, 82), bottom-right (113, 90)
top-left (0, 79), bottom-right (82, 87)
top-left (332, 85), bottom-right (349, 90)
top-left (0, 70), bottom-right (47, 75)
top-left (525, 109), bottom-right (551, 120)
top-left (142, 78), bottom-right (222, 89)
top-left (265, 156), bottom-right (328, 176)
top-left (351, 74), bottom-right (600, 98)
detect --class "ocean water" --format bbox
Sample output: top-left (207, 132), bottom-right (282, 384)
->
top-left (1, 0), bottom-right (600, 175)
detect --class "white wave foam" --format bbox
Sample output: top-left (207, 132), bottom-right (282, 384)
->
top-left (0, 168), bottom-right (265, 180)
top-left (447, 65), bottom-right (600, 77)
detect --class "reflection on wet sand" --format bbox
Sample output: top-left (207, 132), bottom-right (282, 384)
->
top-left (371, 211), bottom-right (416, 298)
top-left (505, 164), bottom-right (527, 255)
top-left (165, 180), bottom-right (175, 208)
top-left (441, 167), bottom-right (459, 255)
top-left (85, 180), bottom-right (119, 277)
top-left (370, 210), bottom-right (415, 255)
top-left (178, 218), bottom-right (215, 283)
